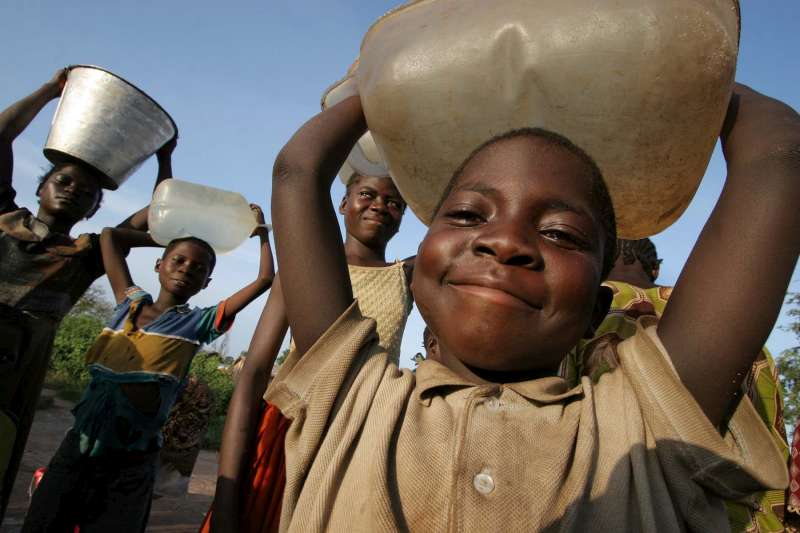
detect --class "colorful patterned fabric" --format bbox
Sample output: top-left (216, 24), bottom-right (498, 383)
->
top-left (72, 287), bottom-right (231, 456)
top-left (788, 423), bottom-right (800, 531)
top-left (159, 376), bottom-right (213, 477)
top-left (562, 280), bottom-right (790, 532)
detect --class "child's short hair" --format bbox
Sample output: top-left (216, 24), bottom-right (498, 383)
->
top-left (434, 127), bottom-right (618, 278)
top-left (163, 237), bottom-right (217, 273)
top-left (616, 238), bottom-right (661, 282)
top-left (345, 172), bottom-right (361, 191)
top-left (422, 326), bottom-right (433, 349)
top-left (37, 164), bottom-right (105, 219)
top-left (344, 172), bottom-right (407, 211)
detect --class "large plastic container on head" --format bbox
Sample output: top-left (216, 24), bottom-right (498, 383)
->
top-left (354, 0), bottom-right (740, 238)
top-left (322, 75), bottom-right (390, 184)
top-left (44, 65), bottom-right (177, 191)
top-left (148, 179), bottom-right (259, 255)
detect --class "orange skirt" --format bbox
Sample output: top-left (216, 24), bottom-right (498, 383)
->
top-left (200, 403), bottom-right (290, 533)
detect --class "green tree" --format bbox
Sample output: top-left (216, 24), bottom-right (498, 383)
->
top-left (190, 351), bottom-right (234, 417)
top-left (275, 348), bottom-right (290, 367)
top-left (777, 293), bottom-right (800, 425)
top-left (49, 285), bottom-right (114, 389)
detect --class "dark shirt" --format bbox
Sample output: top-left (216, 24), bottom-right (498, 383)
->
top-left (0, 171), bottom-right (103, 322)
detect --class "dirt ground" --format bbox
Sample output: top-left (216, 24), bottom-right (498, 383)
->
top-left (1, 389), bottom-right (218, 533)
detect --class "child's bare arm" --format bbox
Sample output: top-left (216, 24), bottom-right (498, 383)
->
top-left (113, 137), bottom-right (177, 231)
top-left (272, 96), bottom-right (365, 354)
top-left (659, 84), bottom-right (800, 426)
top-left (0, 69), bottom-right (66, 187)
top-left (218, 205), bottom-right (275, 321)
top-left (212, 273), bottom-right (288, 533)
top-left (100, 227), bottom-right (159, 304)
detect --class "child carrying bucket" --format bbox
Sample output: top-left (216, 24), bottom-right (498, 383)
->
top-left (22, 205), bottom-right (274, 532)
top-left (205, 168), bottom-right (414, 532)
top-left (258, 76), bottom-right (795, 530)
top-left (0, 68), bottom-right (175, 522)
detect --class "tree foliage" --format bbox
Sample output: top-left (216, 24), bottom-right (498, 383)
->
top-left (49, 285), bottom-right (113, 389)
top-left (190, 351), bottom-right (234, 417)
top-left (777, 293), bottom-right (800, 426)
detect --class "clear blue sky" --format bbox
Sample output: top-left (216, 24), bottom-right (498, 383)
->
top-left (1, 1), bottom-right (798, 368)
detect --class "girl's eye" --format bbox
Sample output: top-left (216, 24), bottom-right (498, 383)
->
top-left (445, 208), bottom-right (484, 225)
top-left (359, 191), bottom-right (373, 199)
top-left (541, 229), bottom-right (587, 249)
top-left (54, 174), bottom-right (70, 184)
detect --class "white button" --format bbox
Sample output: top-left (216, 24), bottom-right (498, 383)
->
top-left (486, 398), bottom-right (502, 411)
top-left (473, 470), bottom-right (495, 495)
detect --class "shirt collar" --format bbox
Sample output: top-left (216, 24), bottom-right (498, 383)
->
top-left (415, 359), bottom-right (583, 404)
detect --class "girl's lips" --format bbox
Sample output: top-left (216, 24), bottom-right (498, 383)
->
top-left (448, 283), bottom-right (540, 311)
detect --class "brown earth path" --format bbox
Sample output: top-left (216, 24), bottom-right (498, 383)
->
top-left (1, 388), bottom-right (217, 533)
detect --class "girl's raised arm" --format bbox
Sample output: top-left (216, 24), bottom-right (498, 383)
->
top-left (658, 83), bottom-right (800, 427)
top-left (99, 227), bottom-right (159, 304)
top-left (212, 273), bottom-right (288, 533)
top-left (271, 96), bottom-right (366, 354)
top-left (217, 205), bottom-right (275, 321)
top-left (0, 69), bottom-right (66, 206)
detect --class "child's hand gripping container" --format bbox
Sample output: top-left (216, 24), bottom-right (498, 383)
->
top-left (353, 0), bottom-right (740, 238)
top-left (148, 179), bottom-right (265, 254)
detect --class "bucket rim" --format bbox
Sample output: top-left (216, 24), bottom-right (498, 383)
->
top-left (66, 64), bottom-right (179, 140)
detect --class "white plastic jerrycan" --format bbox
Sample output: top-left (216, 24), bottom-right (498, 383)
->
top-left (354, 0), bottom-right (740, 238)
top-left (148, 179), bottom-right (265, 254)
top-left (322, 73), bottom-right (390, 183)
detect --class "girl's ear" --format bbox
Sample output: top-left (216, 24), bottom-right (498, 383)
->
top-left (154, 258), bottom-right (162, 273)
top-left (338, 194), bottom-right (348, 215)
top-left (203, 277), bottom-right (212, 289)
top-left (584, 285), bottom-right (613, 338)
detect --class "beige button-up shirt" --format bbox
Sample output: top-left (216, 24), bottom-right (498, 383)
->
top-left (267, 303), bottom-right (787, 532)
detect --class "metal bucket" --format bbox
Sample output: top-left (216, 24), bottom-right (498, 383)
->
top-left (44, 65), bottom-right (177, 190)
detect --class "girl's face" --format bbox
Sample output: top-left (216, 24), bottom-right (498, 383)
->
top-left (412, 135), bottom-right (609, 377)
top-left (339, 175), bottom-right (405, 248)
top-left (37, 163), bottom-right (101, 222)
top-left (155, 241), bottom-right (213, 299)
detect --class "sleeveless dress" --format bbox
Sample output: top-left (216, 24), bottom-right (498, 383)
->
top-left (200, 261), bottom-right (413, 533)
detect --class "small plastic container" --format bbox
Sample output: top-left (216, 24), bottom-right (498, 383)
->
top-left (322, 76), bottom-right (390, 183)
top-left (148, 179), bottom-right (265, 254)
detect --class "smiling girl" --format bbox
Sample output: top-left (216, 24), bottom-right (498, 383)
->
top-left (207, 170), bottom-right (414, 533)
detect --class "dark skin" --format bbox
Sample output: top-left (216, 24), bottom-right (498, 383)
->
top-left (272, 86), bottom-right (799, 431)
top-left (100, 205), bottom-right (275, 414)
top-left (0, 68), bottom-right (177, 234)
top-left (211, 175), bottom-right (411, 532)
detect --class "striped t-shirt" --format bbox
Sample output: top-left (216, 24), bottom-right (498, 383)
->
top-left (72, 287), bottom-right (232, 456)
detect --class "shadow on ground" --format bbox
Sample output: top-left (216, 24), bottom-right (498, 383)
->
top-left (1, 388), bottom-right (217, 533)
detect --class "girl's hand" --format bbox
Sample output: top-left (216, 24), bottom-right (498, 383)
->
top-left (46, 68), bottom-right (68, 98)
top-left (157, 136), bottom-right (178, 161)
top-left (250, 203), bottom-right (268, 237)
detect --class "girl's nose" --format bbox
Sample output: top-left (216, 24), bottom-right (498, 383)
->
top-left (472, 220), bottom-right (542, 269)
top-left (370, 197), bottom-right (388, 213)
